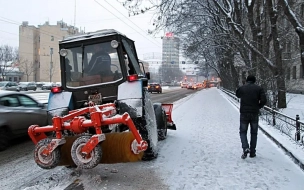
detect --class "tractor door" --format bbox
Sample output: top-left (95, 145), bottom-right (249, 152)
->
top-left (121, 39), bottom-right (149, 86)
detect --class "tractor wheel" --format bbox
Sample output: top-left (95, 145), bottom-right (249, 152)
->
top-left (141, 90), bottom-right (158, 161)
top-left (34, 138), bottom-right (61, 169)
top-left (71, 136), bottom-right (102, 169)
top-left (0, 128), bottom-right (10, 151)
top-left (153, 103), bottom-right (167, 140)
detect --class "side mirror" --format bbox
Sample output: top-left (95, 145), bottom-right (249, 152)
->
top-left (145, 72), bottom-right (151, 80)
top-left (38, 103), bottom-right (45, 108)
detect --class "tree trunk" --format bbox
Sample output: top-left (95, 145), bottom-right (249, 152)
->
top-left (277, 76), bottom-right (287, 108)
top-left (278, 0), bottom-right (304, 71)
top-left (267, 0), bottom-right (286, 108)
top-left (245, 0), bottom-right (258, 75)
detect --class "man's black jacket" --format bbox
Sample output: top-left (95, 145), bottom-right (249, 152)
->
top-left (236, 82), bottom-right (267, 114)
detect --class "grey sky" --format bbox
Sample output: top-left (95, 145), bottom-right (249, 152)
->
top-left (0, 0), bottom-right (163, 59)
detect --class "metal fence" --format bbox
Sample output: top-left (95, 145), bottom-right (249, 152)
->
top-left (220, 88), bottom-right (304, 146)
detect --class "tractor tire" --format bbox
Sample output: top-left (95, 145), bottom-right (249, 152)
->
top-left (0, 128), bottom-right (10, 151)
top-left (141, 90), bottom-right (158, 161)
top-left (153, 103), bottom-right (167, 141)
top-left (34, 138), bottom-right (61, 169)
top-left (71, 136), bottom-right (102, 169)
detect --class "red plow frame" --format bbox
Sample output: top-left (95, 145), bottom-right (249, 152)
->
top-left (28, 103), bottom-right (148, 169)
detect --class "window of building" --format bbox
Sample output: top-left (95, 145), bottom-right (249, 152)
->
top-left (286, 42), bottom-right (291, 53)
top-left (286, 67), bottom-right (290, 80)
top-left (283, 41), bottom-right (292, 59)
top-left (292, 66), bottom-right (297, 79)
top-left (51, 36), bottom-right (54, 41)
top-left (300, 64), bottom-right (304, 78)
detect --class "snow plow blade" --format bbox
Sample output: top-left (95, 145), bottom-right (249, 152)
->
top-left (161, 103), bottom-right (176, 130)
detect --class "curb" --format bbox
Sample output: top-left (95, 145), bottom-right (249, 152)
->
top-left (258, 125), bottom-right (304, 171)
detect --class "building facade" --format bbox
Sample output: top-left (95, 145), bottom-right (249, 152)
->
top-left (0, 62), bottom-right (23, 82)
top-left (161, 32), bottom-right (181, 83)
top-left (19, 21), bottom-right (82, 82)
top-left (162, 32), bottom-right (180, 67)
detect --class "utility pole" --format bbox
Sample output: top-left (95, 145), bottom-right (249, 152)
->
top-left (74, 0), bottom-right (76, 28)
top-left (50, 47), bottom-right (53, 82)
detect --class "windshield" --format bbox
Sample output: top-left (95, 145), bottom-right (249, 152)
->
top-left (64, 41), bottom-right (123, 87)
top-left (122, 39), bottom-right (144, 76)
top-left (19, 82), bottom-right (29, 85)
top-left (0, 82), bottom-right (7, 87)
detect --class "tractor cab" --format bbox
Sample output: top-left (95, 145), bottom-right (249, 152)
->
top-left (56, 29), bottom-right (149, 109)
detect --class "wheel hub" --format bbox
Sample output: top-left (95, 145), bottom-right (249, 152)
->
top-left (75, 143), bottom-right (94, 164)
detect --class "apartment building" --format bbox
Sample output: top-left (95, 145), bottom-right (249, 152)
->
top-left (19, 21), bottom-right (81, 82)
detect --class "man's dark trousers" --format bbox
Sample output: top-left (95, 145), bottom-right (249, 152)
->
top-left (240, 113), bottom-right (259, 154)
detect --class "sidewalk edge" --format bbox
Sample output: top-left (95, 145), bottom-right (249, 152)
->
top-left (258, 125), bottom-right (304, 171)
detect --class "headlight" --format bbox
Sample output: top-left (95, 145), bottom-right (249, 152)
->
top-left (59, 49), bottom-right (68, 57)
top-left (111, 40), bottom-right (119, 48)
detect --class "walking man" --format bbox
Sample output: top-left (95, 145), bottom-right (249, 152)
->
top-left (236, 75), bottom-right (267, 159)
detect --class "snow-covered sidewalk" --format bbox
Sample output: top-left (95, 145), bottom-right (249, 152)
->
top-left (220, 88), bottom-right (304, 169)
top-left (154, 88), bottom-right (304, 190)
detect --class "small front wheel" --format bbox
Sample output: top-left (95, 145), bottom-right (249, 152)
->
top-left (34, 138), bottom-right (61, 169)
top-left (71, 136), bottom-right (102, 169)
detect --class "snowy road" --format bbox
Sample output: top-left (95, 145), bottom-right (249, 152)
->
top-left (0, 88), bottom-right (303, 190)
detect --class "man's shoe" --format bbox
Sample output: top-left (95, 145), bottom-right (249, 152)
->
top-left (241, 148), bottom-right (250, 159)
top-left (249, 153), bottom-right (256, 158)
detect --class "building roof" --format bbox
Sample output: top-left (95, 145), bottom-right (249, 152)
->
top-left (60, 29), bottom-right (127, 44)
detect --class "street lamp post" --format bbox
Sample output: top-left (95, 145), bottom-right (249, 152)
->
top-left (50, 47), bottom-right (53, 82)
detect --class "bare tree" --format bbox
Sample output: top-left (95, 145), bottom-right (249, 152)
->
top-left (118, 0), bottom-right (304, 108)
top-left (0, 45), bottom-right (18, 81)
top-left (42, 60), bottom-right (59, 82)
top-left (18, 57), bottom-right (36, 82)
top-left (278, 0), bottom-right (304, 67)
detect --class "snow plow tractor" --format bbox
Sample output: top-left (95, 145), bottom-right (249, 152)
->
top-left (28, 29), bottom-right (176, 169)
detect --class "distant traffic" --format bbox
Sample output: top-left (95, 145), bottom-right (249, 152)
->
top-left (0, 81), bottom-right (61, 92)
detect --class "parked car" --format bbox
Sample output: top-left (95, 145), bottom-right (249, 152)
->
top-left (0, 91), bottom-right (48, 151)
top-left (148, 83), bottom-right (162, 93)
top-left (187, 83), bottom-right (198, 90)
top-left (41, 82), bottom-right (56, 90)
top-left (35, 82), bottom-right (45, 89)
top-left (0, 81), bottom-right (20, 91)
top-left (17, 82), bottom-right (37, 91)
